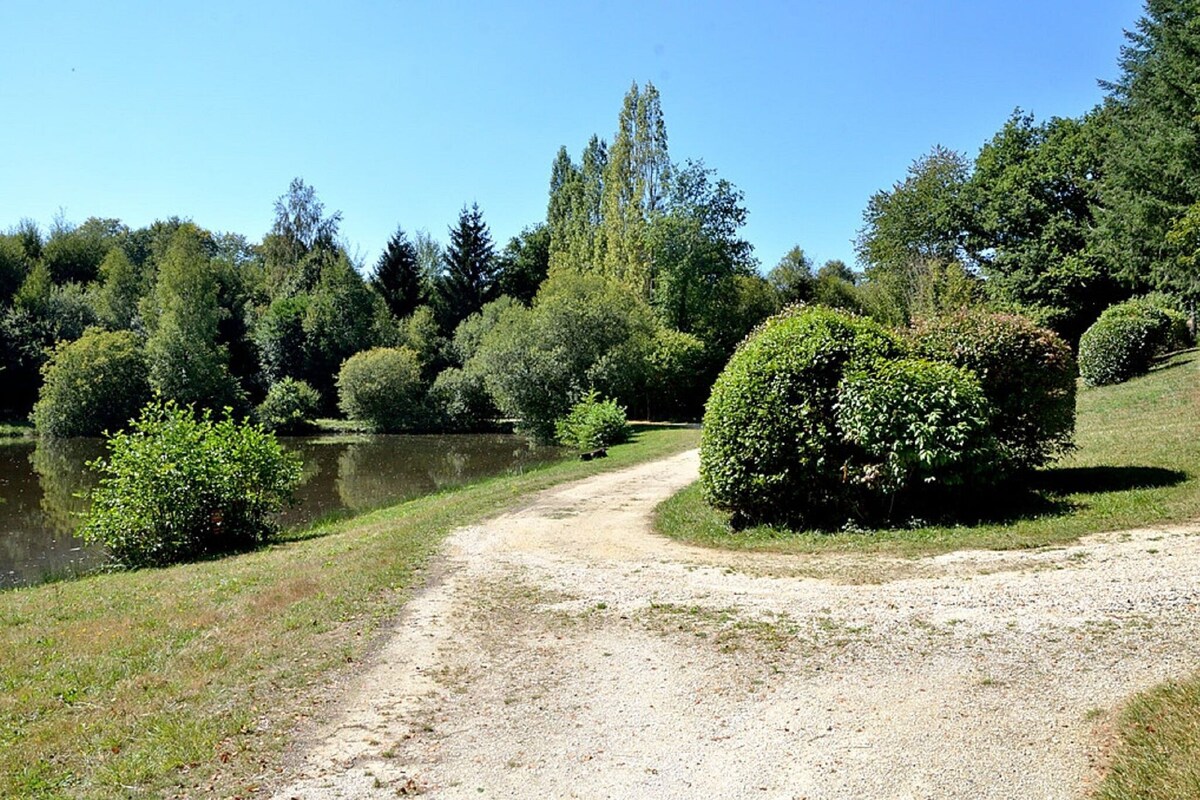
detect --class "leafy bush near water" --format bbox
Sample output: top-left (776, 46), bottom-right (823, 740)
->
top-left (32, 328), bottom-right (151, 437)
top-left (256, 378), bottom-right (321, 433)
top-left (79, 400), bottom-right (302, 568)
top-left (555, 391), bottom-right (632, 450)
top-left (336, 346), bottom-right (426, 432)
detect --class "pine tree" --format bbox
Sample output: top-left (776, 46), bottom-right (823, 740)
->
top-left (439, 204), bottom-right (498, 330)
top-left (372, 225), bottom-right (424, 319)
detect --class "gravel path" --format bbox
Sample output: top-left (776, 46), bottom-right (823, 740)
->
top-left (271, 449), bottom-right (1200, 799)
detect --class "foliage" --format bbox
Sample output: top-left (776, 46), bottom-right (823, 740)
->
top-left (547, 136), bottom-right (607, 273)
top-left (555, 391), bottom-right (632, 450)
top-left (142, 224), bottom-right (245, 412)
top-left (472, 270), bottom-right (655, 442)
top-left (428, 366), bottom-right (496, 430)
top-left (78, 400), bottom-right (302, 568)
top-left (1078, 299), bottom-right (1173, 386)
top-left (966, 110), bottom-right (1118, 344)
top-left (398, 304), bottom-right (450, 380)
top-left (767, 246), bottom-right (814, 304)
top-left (301, 254), bottom-right (385, 405)
top-left (0, 233), bottom-right (30, 305)
top-left (645, 327), bottom-right (707, 419)
top-left (496, 224), bottom-right (551, 304)
top-left (910, 310), bottom-right (1077, 471)
top-left (336, 347), bottom-right (426, 432)
top-left (91, 247), bottom-right (145, 330)
top-left (1098, 0), bottom-right (1200, 300)
top-left (42, 216), bottom-right (124, 285)
top-left (438, 203), bottom-right (498, 331)
top-left (450, 296), bottom-right (520, 365)
top-left (372, 225), bottom-right (424, 319)
top-left (262, 177), bottom-right (342, 294)
top-left (32, 328), bottom-right (151, 437)
top-left (837, 358), bottom-right (997, 495)
top-left (256, 378), bottom-right (321, 434)
top-left (1139, 290), bottom-right (1195, 350)
top-left (699, 305), bottom-right (905, 526)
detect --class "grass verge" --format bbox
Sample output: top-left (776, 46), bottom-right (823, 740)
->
top-left (0, 424), bottom-right (699, 799)
top-left (657, 349), bottom-right (1200, 558)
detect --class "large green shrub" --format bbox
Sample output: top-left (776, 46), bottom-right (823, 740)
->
top-left (1078, 300), bottom-right (1171, 386)
top-left (32, 328), bottom-right (151, 437)
top-left (555, 391), bottom-right (632, 450)
top-left (428, 366), bottom-right (496, 431)
top-left (78, 400), bottom-right (302, 568)
top-left (336, 346), bottom-right (425, 432)
top-left (700, 306), bottom-right (904, 525)
top-left (256, 378), bottom-right (321, 434)
top-left (837, 358), bottom-right (998, 495)
top-left (910, 310), bottom-right (1076, 471)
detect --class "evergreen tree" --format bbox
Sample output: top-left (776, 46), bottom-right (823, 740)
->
top-left (373, 225), bottom-right (424, 319)
top-left (438, 203), bottom-right (498, 330)
top-left (1098, 0), bottom-right (1200, 303)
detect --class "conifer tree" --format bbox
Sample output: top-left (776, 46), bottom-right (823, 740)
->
top-left (372, 225), bottom-right (424, 319)
top-left (439, 204), bottom-right (498, 330)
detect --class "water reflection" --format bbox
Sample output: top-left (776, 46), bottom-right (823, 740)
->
top-left (0, 433), bottom-right (562, 589)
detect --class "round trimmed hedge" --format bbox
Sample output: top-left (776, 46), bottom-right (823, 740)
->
top-left (910, 310), bottom-right (1076, 471)
top-left (1078, 300), bottom-right (1171, 386)
top-left (256, 378), bottom-right (321, 434)
top-left (700, 306), bottom-right (904, 526)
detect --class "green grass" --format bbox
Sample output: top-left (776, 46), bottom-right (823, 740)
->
top-left (657, 349), bottom-right (1200, 557)
top-left (1096, 679), bottom-right (1200, 799)
top-left (0, 424), bottom-right (699, 799)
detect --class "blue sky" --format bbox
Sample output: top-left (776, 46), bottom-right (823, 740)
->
top-left (0, 1), bottom-right (1139, 273)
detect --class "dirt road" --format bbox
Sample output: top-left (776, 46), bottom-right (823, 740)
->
top-left (271, 449), bottom-right (1200, 799)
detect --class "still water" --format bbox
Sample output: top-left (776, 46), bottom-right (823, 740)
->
top-left (0, 433), bottom-right (563, 589)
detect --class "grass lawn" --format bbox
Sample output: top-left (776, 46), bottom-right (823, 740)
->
top-left (657, 349), bottom-right (1200, 557)
top-left (0, 424), bottom-right (700, 799)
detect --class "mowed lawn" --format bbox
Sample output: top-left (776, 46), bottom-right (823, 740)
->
top-left (0, 425), bottom-right (700, 799)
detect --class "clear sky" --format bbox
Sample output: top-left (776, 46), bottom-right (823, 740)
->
top-left (0, 1), bottom-right (1140, 273)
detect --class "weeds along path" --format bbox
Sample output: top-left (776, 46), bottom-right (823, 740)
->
top-left (271, 450), bottom-right (1200, 799)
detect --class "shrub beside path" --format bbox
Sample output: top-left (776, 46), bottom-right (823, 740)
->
top-left (271, 450), bottom-right (1200, 799)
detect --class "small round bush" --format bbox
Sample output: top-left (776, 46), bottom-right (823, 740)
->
top-left (555, 391), bottom-right (632, 450)
top-left (79, 400), bottom-right (302, 568)
top-left (256, 378), bottom-right (321, 434)
top-left (700, 305), bottom-right (904, 526)
top-left (1078, 300), bottom-right (1170, 386)
top-left (336, 347), bottom-right (426, 432)
top-left (33, 328), bottom-right (151, 437)
top-left (910, 310), bottom-right (1076, 471)
top-left (837, 358), bottom-right (998, 494)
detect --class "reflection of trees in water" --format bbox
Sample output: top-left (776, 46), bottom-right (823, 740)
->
top-left (29, 438), bottom-right (105, 534)
top-left (334, 435), bottom-right (560, 513)
top-left (0, 440), bottom-right (106, 587)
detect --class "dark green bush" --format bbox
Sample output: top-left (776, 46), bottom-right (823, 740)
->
top-left (555, 391), bottom-right (632, 450)
top-left (78, 400), bottom-right (302, 568)
top-left (910, 310), bottom-right (1076, 471)
top-left (1079, 300), bottom-right (1171, 386)
top-left (1138, 292), bottom-right (1194, 351)
top-left (699, 305), bottom-right (904, 526)
top-left (837, 358), bottom-right (998, 494)
top-left (336, 346), bottom-right (426, 432)
top-left (256, 378), bottom-right (321, 434)
top-left (32, 328), bottom-right (151, 437)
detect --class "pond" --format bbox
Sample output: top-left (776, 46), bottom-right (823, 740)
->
top-left (0, 433), bottom-right (563, 589)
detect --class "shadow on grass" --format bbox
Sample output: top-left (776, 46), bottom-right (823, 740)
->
top-left (1033, 465), bottom-right (1188, 495)
top-left (878, 465), bottom-right (1188, 530)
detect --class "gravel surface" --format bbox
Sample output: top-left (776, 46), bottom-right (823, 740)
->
top-left (270, 449), bottom-right (1200, 799)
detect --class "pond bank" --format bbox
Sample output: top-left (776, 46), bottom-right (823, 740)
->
top-left (0, 425), bottom-right (701, 798)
